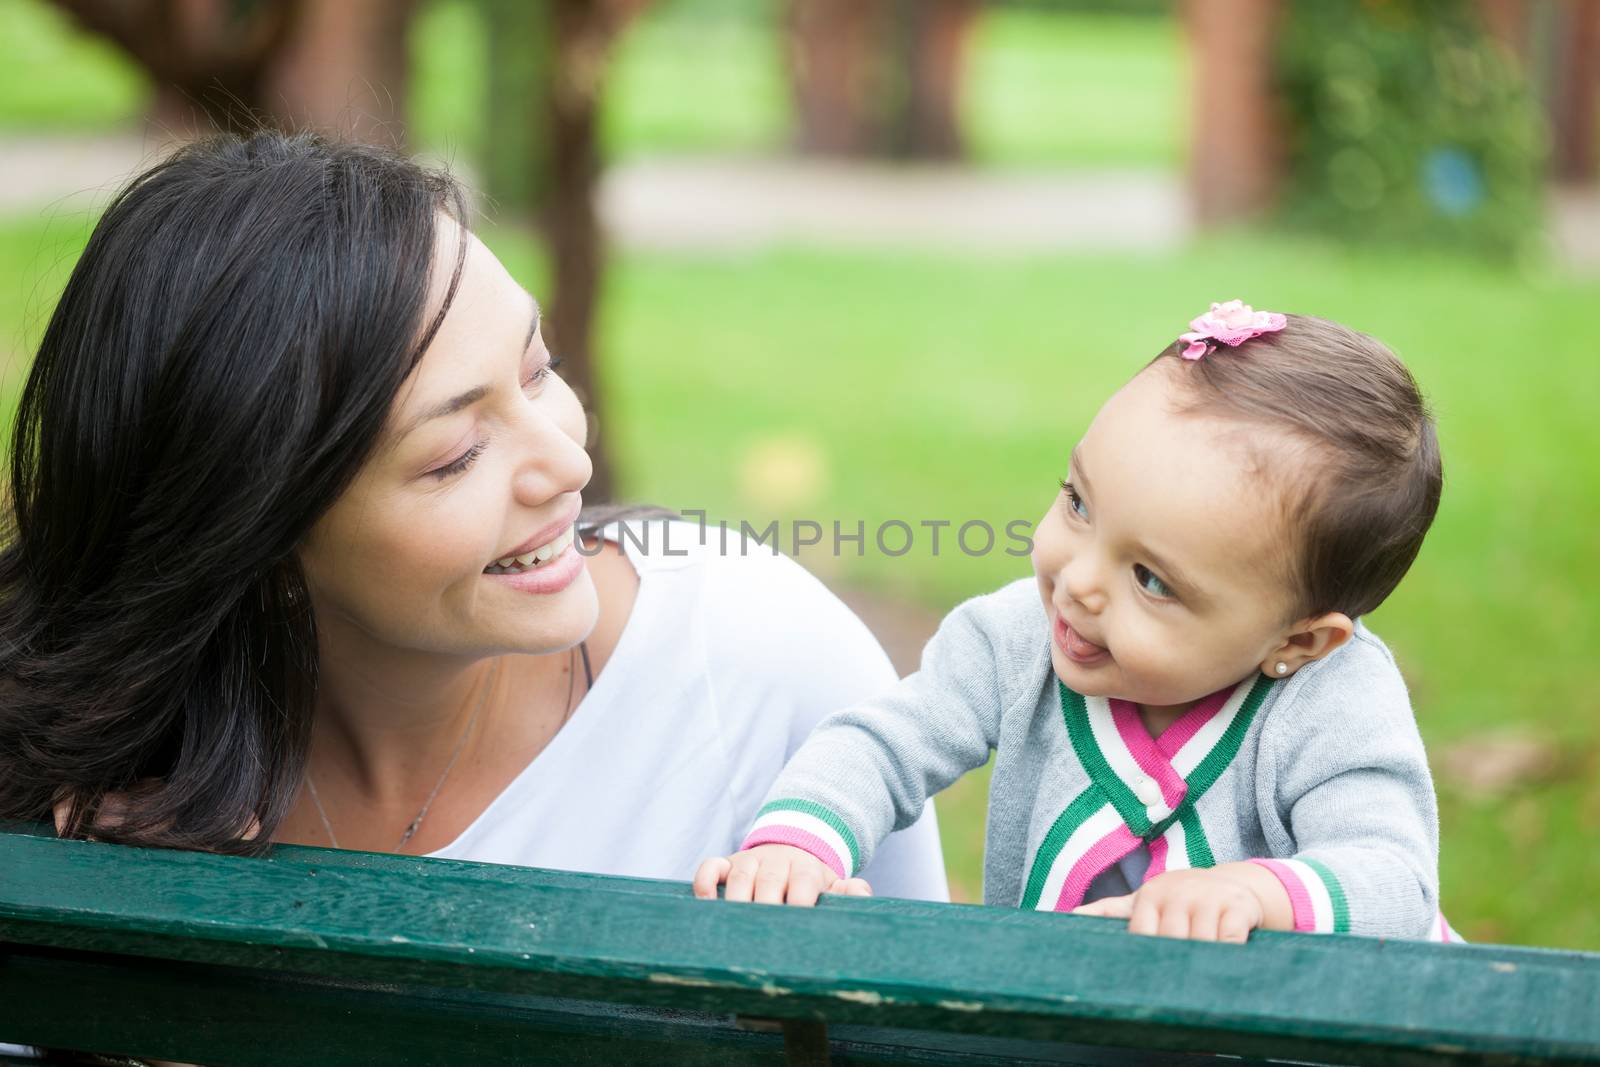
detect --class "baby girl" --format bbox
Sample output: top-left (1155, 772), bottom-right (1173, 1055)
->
top-left (695, 302), bottom-right (1454, 943)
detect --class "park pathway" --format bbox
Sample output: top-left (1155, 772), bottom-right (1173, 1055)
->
top-left (2, 132), bottom-right (1188, 252)
top-left (6, 132), bottom-right (1597, 266)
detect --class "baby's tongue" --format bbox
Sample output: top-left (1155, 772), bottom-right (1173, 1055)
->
top-left (1067, 625), bottom-right (1107, 657)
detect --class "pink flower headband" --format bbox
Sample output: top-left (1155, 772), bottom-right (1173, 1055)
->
top-left (1177, 300), bottom-right (1287, 360)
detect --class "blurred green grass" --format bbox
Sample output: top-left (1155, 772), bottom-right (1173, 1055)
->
top-left (3, 0), bottom-right (1597, 951)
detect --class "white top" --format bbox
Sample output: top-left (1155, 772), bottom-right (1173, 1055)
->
top-left (427, 519), bottom-right (950, 902)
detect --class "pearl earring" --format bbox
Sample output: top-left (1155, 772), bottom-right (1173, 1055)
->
top-left (1275, 662), bottom-right (1289, 675)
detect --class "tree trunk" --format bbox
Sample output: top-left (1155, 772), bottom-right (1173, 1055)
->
top-left (889, 0), bottom-right (977, 160)
top-left (1476, 0), bottom-right (1597, 185)
top-left (540, 0), bottom-right (651, 504)
top-left (263, 0), bottom-right (421, 144)
top-left (1550, 0), bottom-right (1600, 183)
top-left (788, 0), bottom-right (880, 155)
top-left (51, 0), bottom-right (417, 144)
top-left (1182, 0), bottom-right (1283, 224)
top-left (787, 0), bottom-right (976, 160)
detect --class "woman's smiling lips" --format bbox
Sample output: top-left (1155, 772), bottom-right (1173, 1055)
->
top-left (483, 529), bottom-right (585, 595)
top-left (1054, 612), bottom-right (1112, 666)
top-left (482, 497), bottom-right (586, 596)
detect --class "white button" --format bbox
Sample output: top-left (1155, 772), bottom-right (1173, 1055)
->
top-left (1146, 803), bottom-right (1170, 822)
top-left (1133, 776), bottom-right (1162, 805)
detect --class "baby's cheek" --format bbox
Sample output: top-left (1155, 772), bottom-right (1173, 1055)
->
top-left (1113, 624), bottom-right (1203, 706)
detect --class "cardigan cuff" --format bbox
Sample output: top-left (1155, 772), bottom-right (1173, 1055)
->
top-left (1249, 857), bottom-right (1350, 934)
top-left (742, 799), bottom-right (861, 880)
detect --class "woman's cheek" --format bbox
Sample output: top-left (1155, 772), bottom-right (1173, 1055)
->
top-left (409, 481), bottom-right (503, 581)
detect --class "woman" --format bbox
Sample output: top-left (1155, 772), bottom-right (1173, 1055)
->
top-left (0, 131), bottom-right (945, 901)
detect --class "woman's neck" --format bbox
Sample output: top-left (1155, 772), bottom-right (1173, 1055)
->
top-left (308, 621), bottom-right (511, 805)
top-left (303, 538), bottom-right (639, 808)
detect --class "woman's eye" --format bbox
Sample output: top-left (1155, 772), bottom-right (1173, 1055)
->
top-left (1059, 479), bottom-right (1088, 520)
top-left (524, 355), bottom-right (564, 389)
top-left (431, 441), bottom-right (485, 480)
top-left (1134, 564), bottom-right (1174, 599)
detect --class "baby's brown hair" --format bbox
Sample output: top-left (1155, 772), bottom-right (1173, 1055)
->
top-left (1152, 314), bottom-right (1442, 620)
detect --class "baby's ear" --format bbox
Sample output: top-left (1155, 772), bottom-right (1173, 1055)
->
top-left (1260, 612), bottom-right (1354, 678)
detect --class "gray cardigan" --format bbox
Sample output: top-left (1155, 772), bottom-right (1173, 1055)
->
top-left (744, 577), bottom-right (1443, 939)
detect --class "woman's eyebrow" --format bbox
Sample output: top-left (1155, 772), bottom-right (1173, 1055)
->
top-left (399, 294), bottom-right (540, 439)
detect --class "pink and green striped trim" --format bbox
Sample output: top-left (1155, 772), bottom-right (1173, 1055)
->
top-left (1145, 806), bottom-right (1214, 879)
top-left (1059, 676), bottom-right (1273, 840)
top-left (1250, 857), bottom-right (1350, 934)
top-left (1021, 677), bottom-right (1275, 912)
top-left (1018, 790), bottom-right (1221, 913)
top-left (1018, 791), bottom-right (1143, 912)
top-left (742, 799), bottom-right (861, 880)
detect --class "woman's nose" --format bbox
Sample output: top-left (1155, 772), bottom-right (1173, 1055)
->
top-left (512, 410), bottom-right (593, 504)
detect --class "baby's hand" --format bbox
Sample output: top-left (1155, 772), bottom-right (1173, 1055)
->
top-left (1072, 867), bottom-right (1269, 943)
top-left (692, 844), bottom-right (873, 906)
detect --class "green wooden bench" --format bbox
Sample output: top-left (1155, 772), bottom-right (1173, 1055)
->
top-left (2, 823), bottom-right (1597, 1066)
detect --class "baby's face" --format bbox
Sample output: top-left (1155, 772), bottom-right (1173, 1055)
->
top-left (1032, 364), bottom-right (1303, 714)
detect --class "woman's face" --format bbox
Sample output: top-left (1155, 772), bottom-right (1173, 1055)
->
top-left (299, 217), bottom-right (597, 661)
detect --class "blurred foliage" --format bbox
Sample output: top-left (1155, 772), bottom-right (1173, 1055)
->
top-left (0, 0), bottom-right (149, 129)
top-left (1276, 0), bottom-right (1546, 258)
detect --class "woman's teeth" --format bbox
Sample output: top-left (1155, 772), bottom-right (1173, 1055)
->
top-left (485, 527), bottom-right (575, 574)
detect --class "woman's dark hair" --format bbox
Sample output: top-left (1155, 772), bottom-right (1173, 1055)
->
top-left (1152, 314), bottom-right (1443, 621)
top-left (0, 130), bottom-right (469, 853)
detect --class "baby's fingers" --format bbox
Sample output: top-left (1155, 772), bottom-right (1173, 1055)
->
top-left (826, 877), bottom-right (873, 897)
top-left (1187, 900), bottom-right (1223, 942)
top-left (752, 857), bottom-right (794, 905)
top-left (1217, 902), bottom-right (1254, 944)
top-left (785, 864), bottom-right (828, 907)
top-left (1128, 893), bottom-right (1164, 937)
top-left (692, 857), bottom-right (732, 899)
top-left (1072, 894), bottom-right (1135, 919)
top-left (723, 852), bottom-right (764, 903)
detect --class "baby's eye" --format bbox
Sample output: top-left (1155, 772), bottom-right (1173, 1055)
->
top-left (1059, 479), bottom-right (1088, 520)
top-left (1134, 564), bottom-right (1174, 599)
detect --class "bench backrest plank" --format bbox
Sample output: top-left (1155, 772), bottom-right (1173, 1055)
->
top-left (2, 828), bottom-right (1597, 1065)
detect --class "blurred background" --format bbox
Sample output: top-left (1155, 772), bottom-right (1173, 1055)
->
top-left (1, 0), bottom-right (1596, 949)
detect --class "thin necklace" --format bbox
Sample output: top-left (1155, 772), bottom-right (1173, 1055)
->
top-left (302, 646), bottom-right (585, 857)
top-left (308, 643), bottom-right (591, 851)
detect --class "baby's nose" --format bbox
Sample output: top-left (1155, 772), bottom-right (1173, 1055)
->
top-left (1060, 557), bottom-right (1108, 614)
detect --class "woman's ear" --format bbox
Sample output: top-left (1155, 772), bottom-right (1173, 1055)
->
top-left (1260, 611), bottom-right (1354, 678)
